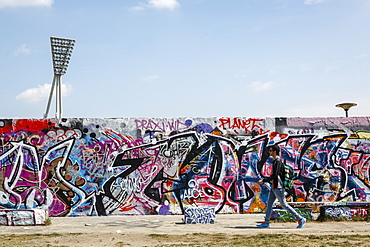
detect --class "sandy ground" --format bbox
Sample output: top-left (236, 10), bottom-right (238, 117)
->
top-left (0, 214), bottom-right (369, 246)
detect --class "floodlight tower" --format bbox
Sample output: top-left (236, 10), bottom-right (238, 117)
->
top-left (43, 37), bottom-right (75, 119)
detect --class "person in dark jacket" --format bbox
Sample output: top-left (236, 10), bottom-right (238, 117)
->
top-left (256, 144), bottom-right (306, 228)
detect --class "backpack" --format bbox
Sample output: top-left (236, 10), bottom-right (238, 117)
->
top-left (281, 160), bottom-right (294, 190)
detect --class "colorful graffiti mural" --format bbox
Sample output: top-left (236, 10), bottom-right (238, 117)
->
top-left (0, 117), bottom-right (370, 217)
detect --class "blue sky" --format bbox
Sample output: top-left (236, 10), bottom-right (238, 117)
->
top-left (1, 0), bottom-right (369, 119)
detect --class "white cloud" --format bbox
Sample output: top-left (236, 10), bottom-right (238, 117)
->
top-left (235, 69), bottom-right (251, 78)
top-left (16, 83), bottom-right (72, 103)
top-left (130, 5), bottom-right (145, 11)
top-left (304, 0), bottom-right (326, 5)
top-left (131, 0), bottom-right (180, 11)
top-left (0, 0), bottom-right (54, 8)
top-left (141, 75), bottom-right (159, 81)
top-left (268, 64), bottom-right (293, 75)
top-left (300, 64), bottom-right (314, 72)
top-left (14, 44), bottom-right (31, 56)
top-left (248, 81), bottom-right (278, 92)
top-left (148, 0), bottom-right (180, 10)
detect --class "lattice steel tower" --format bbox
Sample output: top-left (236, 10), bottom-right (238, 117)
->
top-left (44, 37), bottom-right (75, 119)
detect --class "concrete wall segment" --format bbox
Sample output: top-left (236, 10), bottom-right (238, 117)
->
top-left (0, 117), bottom-right (369, 217)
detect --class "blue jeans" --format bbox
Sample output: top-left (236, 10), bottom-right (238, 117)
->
top-left (264, 188), bottom-right (303, 223)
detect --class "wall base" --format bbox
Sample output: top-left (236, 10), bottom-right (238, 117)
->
top-left (0, 209), bottom-right (49, 226)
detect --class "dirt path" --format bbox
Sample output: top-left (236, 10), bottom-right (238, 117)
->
top-left (0, 214), bottom-right (369, 246)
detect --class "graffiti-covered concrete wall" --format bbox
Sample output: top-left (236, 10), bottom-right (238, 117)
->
top-left (1, 117), bottom-right (370, 217)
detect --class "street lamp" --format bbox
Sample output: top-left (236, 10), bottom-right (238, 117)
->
top-left (335, 102), bottom-right (357, 117)
top-left (43, 37), bottom-right (75, 119)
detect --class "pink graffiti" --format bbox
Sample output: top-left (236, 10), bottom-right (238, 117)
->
top-left (134, 119), bottom-right (189, 133)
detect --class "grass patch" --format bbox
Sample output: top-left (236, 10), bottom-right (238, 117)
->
top-left (147, 233), bottom-right (370, 247)
top-left (44, 217), bottom-right (52, 226)
top-left (148, 233), bottom-right (170, 238)
top-left (0, 233), bottom-right (369, 247)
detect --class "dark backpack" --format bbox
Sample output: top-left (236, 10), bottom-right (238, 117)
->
top-left (281, 160), bottom-right (294, 190)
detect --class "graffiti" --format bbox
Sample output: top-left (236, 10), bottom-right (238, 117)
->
top-left (0, 117), bottom-right (370, 217)
top-left (273, 208), bottom-right (312, 222)
top-left (350, 207), bottom-right (368, 218)
top-left (218, 117), bottom-right (267, 135)
top-left (184, 207), bottom-right (216, 224)
top-left (319, 205), bottom-right (369, 220)
top-left (134, 119), bottom-right (190, 134)
top-left (322, 206), bottom-right (352, 220)
top-left (0, 209), bottom-right (47, 226)
top-left (115, 177), bottom-right (140, 195)
top-left (181, 180), bottom-right (206, 200)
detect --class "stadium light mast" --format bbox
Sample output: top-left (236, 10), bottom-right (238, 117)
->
top-left (43, 37), bottom-right (75, 119)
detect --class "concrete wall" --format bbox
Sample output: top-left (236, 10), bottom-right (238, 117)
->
top-left (0, 117), bottom-right (370, 217)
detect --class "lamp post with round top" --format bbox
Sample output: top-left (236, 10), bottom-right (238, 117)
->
top-left (335, 103), bottom-right (357, 117)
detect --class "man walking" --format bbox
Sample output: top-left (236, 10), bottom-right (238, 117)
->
top-left (256, 144), bottom-right (306, 228)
